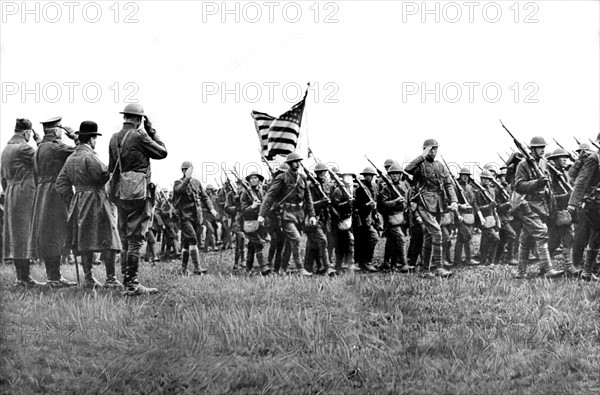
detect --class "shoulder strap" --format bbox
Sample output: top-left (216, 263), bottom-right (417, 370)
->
top-left (279, 173), bottom-right (301, 205)
top-left (112, 129), bottom-right (133, 177)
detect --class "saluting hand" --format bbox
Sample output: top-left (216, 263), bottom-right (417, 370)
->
top-left (185, 167), bottom-right (193, 179)
top-left (308, 216), bottom-right (317, 226)
top-left (257, 215), bottom-right (265, 225)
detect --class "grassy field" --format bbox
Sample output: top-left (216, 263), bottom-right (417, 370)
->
top-left (1, 236), bottom-right (600, 394)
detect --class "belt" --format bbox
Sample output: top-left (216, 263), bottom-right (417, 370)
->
top-left (75, 186), bottom-right (103, 192)
top-left (283, 202), bottom-right (302, 209)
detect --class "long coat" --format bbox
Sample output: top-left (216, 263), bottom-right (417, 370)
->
top-left (55, 144), bottom-right (121, 252)
top-left (31, 134), bottom-right (75, 258)
top-left (1, 134), bottom-right (36, 259)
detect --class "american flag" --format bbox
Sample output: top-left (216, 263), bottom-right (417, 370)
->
top-left (250, 110), bottom-right (275, 156)
top-left (251, 89), bottom-right (308, 160)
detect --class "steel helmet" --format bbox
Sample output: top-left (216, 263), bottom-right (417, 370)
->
top-left (483, 163), bottom-right (498, 175)
top-left (546, 148), bottom-right (570, 160)
top-left (284, 152), bottom-right (303, 163)
top-left (314, 163), bottom-right (328, 172)
top-left (383, 159), bottom-right (396, 168)
top-left (181, 161), bottom-right (193, 169)
top-left (458, 167), bottom-right (472, 176)
top-left (360, 167), bottom-right (377, 176)
top-left (119, 103), bottom-right (145, 117)
top-left (339, 170), bottom-right (355, 176)
top-left (422, 139), bottom-right (439, 148)
top-left (387, 163), bottom-right (404, 174)
top-left (330, 165), bottom-right (339, 173)
top-left (205, 184), bottom-right (215, 190)
top-left (480, 169), bottom-right (494, 179)
top-left (576, 143), bottom-right (591, 153)
top-left (245, 172), bottom-right (265, 182)
top-left (529, 136), bottom-right (547, 148)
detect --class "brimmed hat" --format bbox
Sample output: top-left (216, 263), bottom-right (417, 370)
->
top-left (76, 121), bottom-right (101, 136)
top-left (546, 148), bottom-right (570, 160)
top-left (360, 167), bottom-right (377, 176)
top-left (41, 116), bottom-right (62, 129)
top-left (120, 103), bottom-right (145, 117)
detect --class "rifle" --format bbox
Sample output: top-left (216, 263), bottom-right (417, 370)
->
top-left (230, 168), bottom-right (261, 203)
top-left (73, 252), bottom-right (80, 286)
top-left (440, 156), bottom-right (469, 206)
top-left (220, 165), bottom-right (235, 194)
top-left (300, 162), bottom-right (329, 201)
top-left (497, 153), bottom-right (507, 164)
top-left (546, 162), bottom-right (574, 194)
top-left (258, 149), bottom-right (276, 178)
top-left (364, 155), bottom-right (405, 199)
top-left (308, 148), bottom-right (354, 202)
top-left (353, 174), bottom-right (375, 205)
top-left (476, 165), bottom-right (510, 201)
top-left (553, 138), bottom-right (578, 162)
top-left (574, 137), bottom-right (581, 146)
top-left (589, 138), bottom-right (600, 151)
top-left (500, 120), bottom-right (552, 200)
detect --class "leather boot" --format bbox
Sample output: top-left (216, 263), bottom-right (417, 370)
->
top-left (123, 253), bottom-right (158, 296)
top-left (180, 249), bottom-right (189, 275)
top-left (191, 248), bottom-right (207, 274)
top-left (506, 240), bottom-right (518, 265)
top-left (45, 256), bottom-right (76, 288)
top-left (537, 242), bottom-right (564, 278)
top-left (561, 247), bottom-right (581, 276)
top-left (257, 250), bottom-right (270, 275)
top-left (580, 248), bottom-right (600, 281)
top-left (479, 235), bottom-right (489, 265)
top-left (104, 251), bottom-right (123, 289)
top-left (454, 237), bottom-right (463, 265)
top-left (18, 259), bottom-right (46, 287)
top-left (82, 253), bottom-right (102, 289)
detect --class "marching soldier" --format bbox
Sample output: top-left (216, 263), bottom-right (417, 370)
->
top-left (492, 168), bottom-right (518, 265)
top-left (331, 170), bottom-right (357, 271)
top-left (568, 135), bottom-right (600, 281)
top-left (405, 139), bottom-right (457, 277)
top-left (224, 179), bottom-right (245, 272)
top-left (173, 161), bottom-right (217, 275)
top-left (241, 172), bottom-right (270, 275)
top-left (514, 137), bottom-right (563, 278)
top-left (569, 143), bottom-right (592, 271)
top-left (1, 118), bottom-right (44, 286)
top-left (474, 169), bottom-right (500, 265)
top-left (353, 167), bottom-right (379, 272)
top-left (30, 117), bottom-right (78, 288)
top-left (108, 103), bottom-right (167, 295)
top-left (55, 121), bottom-right (122, 289)
top-left (547, 148), bottom-right (579, 275)
top-left (304, 163), bottom-right (335, 276)
top-left (454, 168), bottom-right (477, 265)
top-left (258, 153), bottom-right (316, 276)
top-left (265, 164), bottom-right (288, 273)
top-left (377, 163), bottom-right (412, 272)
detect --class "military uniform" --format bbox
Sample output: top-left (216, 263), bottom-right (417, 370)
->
top-left (108, 104), bottom-right (167, 294)
top-left (30, 117), bottom-right (77, 287)
top-left (454, 171), bottom-right (477, 265)
top-left (304, 171), bottom-right (334, 275)
top-left (569, 145), bottom-right (592, 271)
top-left (259, 155), bottom-right (315, 275)
top-left (1, 119), bottom-right (43, 286)
top-left (241, 175), bottom-right (269, 274)
top-left (353, 169), bottom-right (379, 272)
top-left (173, 170), bottom-right (214, 274)
top-left (377, 165), bottom-right (411, 272)
top-left (331, 177), bottom-right (355, 271)
top-left (568, 142), bottom-right (600, 280)
top-left (405, 139), bottom-right (457, 277)
top-left (225, 183), bottom-right (246, 271)
top-left (513, 137), bottom-right (563, 278)
top-left (474, 171), bottom-right (500, 265)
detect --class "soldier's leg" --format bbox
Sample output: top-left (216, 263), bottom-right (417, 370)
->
top-left (280, 239), bottom-right (291, 272)
top-left (454, 223), bottom-right (466, 264)
top-left (81, 251), bottom-right (102, 289)
top-left (327, 224), bottom-right (337, 264)
top-left (45, 255), bottom-right (76, 288)
top-left (520, 212), bottom-right (562, 278)
top-left (346, 230), bottom-right (356, 268)
top-left (364, 224), bottom-right (379, 271)
top-left (581, 203), bottom-right (600, 280)
top-left (314, 225), bottom-right (333, 274)
top-left (256, 241), bottom-right (268, 274)
top-left (560, 224), bottom-right (580, 275)
top-left (407, 223), bottom-right (424, 267)
top-left (103, 250), bottom-right (123, 289)
top-left (282, 221), bottom-right (307, 274)
top-left (484, 228), bottom-right (500, 265)
top-left (353, 227), bottom-right (363, 267)
top-left (334, 227), bottom-right (345, 270)
top-left (547, 221), bottom-right (561, 257)
top-left (418, 208), bottom-right (449, 277)
top-left (572, 212), bottom-right (591, 269)
top-left (246, 240), bottom-right (256, 272)
top-left (442, 225), bottom-right (452, 265)
top-left (15, 258), bottom-right (45, 287)
top-left (190, 222), bottom-right (207, 274)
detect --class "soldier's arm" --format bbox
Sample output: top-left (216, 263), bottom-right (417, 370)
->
top-left (55, 164), bottom-right (74, 205)
top-left (198, 183), bottom-right (215, 212)
top-left (173, 178), bottom-right (189, 194)
top-left (310, 183), bottom-right (329, 212)
top-left (259, 174), bottom-right (284, 217)
top-left (440, 163), bottom-right (458, 203)
top-left (303, 177), bottom-right (316, 218)
top-left (404, 155), bottom-right (424, 175)
top-left (568, 157), bottom-right (584, 185)
top-left (569, 154), bottom-right (598, 207)
top-left (108, 136), bottom-right (117, 173)
top-left (137, 130), bottom-right (168, 160)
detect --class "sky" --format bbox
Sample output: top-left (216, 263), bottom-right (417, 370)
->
top-left (1, 0), bottom-right (599, 188)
